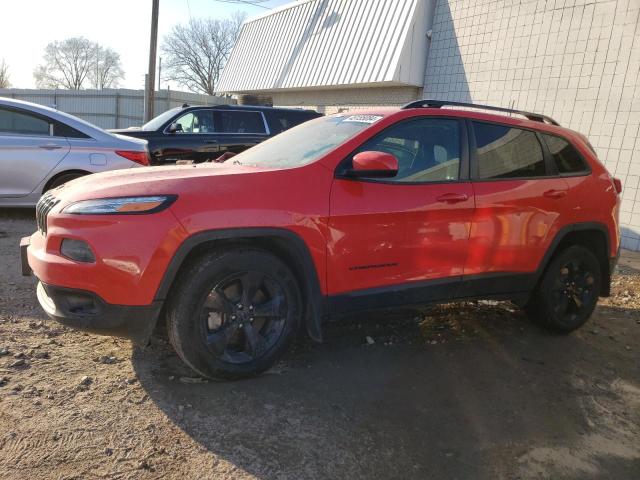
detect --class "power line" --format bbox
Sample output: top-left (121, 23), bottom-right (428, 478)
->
top-left (212, 0), bottom-right (273, 10)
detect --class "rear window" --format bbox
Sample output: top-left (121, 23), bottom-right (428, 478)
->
top-left (474, 122), bottom-right (546, 179)
top-left (216, 111), bottom-right (266, 134)
top-left (542, 134), bottom-right (588, 174)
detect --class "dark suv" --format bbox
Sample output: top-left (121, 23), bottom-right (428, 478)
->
top-left (111, 104), bottom-right (322, 165)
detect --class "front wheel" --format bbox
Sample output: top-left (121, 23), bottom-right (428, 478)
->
top-left (166, 248), bottom-right (302, 380)
top-left (525, 245), bottom-right (601, 332)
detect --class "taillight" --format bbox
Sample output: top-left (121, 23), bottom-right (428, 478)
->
top-left (115, 150), bottom-right (150, 166)
top-left (613, 177), bottom-right (622, 194)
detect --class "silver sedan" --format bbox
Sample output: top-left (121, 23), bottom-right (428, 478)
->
top-left (0, 97), bottom-right (150, 207)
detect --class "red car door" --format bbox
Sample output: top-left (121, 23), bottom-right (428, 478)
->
top-left (327, 117), bottom-right (475, 309)
top-left (463, 120), bottom-right (570, 293)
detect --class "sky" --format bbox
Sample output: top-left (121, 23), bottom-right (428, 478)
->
top-left (0, 0), bottom-right (291, 91)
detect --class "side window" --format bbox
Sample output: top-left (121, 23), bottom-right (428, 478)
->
top-left (173, 110), bottom-right (215, 134)
top-left (474, 122), bottom-right (546, 179)
top-left (0, 107), bottom-right (50, 136)
top-left (216, 111), bottom-right (266, 134)
top-left (352, 118), bottom-right (461, 183)
top-left (542, 133), bottom-right (587, 174)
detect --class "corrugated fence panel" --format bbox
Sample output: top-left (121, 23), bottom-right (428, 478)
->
top-left (0, 89), bottom-right (234, 129)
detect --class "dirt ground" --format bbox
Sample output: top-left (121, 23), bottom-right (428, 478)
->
top-left (0, 208), bottom-right (639, 480)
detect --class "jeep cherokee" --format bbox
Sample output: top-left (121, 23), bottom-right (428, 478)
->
top-left (21, 100), bottom-right (622, 380)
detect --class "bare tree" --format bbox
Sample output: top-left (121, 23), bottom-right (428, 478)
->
top-left (161, 12), bottom-right (247, 95)
top-left (0, 59), bottom-right (10, 88)
top-left (89, 46), bottom-right (125, 89)
top-left (34, 37), bottom-right (124, 90)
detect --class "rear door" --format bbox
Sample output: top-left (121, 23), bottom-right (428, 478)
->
top-left (463, 120), bottom-right (570, 293)
top-left (0, 106), bottom-right (70, 197)
top-left (328, 116), bottom-right (474, 307)
top-left (214, 109), bottom-right (269, 155)
top-left (265, 109), bottom-right (321, 134)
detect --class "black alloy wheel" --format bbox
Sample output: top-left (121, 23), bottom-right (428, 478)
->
top-left (199, 270), bottom-right (288, 364)
top-left (549, 258), bottom-right (597, 322)
top-left (526, 245), bottom-right (601, 332)
top-left (166, 248), bottom-right (302, 380)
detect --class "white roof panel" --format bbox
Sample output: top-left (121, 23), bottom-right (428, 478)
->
top-left (217, 0), bottom-right (428, 93)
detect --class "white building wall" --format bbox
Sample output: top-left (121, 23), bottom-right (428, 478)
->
top-left (271, 86), bottom-right (422, 114)
top-left (424, 0), bottom-right (640, 250)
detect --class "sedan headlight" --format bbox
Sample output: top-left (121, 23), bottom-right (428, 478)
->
top-left (63, 195), bottom-right (177, 215)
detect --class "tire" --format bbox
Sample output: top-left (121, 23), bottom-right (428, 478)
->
top-left (45, 172), bottom-right (85, 191)
top-left (166, 248), bottom-right (303, 380)
top-left (525, 245), bottom-right (601, 333)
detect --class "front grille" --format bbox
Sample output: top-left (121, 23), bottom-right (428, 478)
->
top-left (36, 192), bottom-right (60, 236)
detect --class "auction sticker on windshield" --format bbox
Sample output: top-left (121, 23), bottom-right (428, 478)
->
top-left (341, 115), bottom-right (383, 124)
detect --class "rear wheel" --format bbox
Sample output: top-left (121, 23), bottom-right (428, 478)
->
top-left (526, 245), bottom-right (601, 332)
top-left (45, 172), bottom-right (85, 191)
top-left (166, 248), bottom-right (302, 380)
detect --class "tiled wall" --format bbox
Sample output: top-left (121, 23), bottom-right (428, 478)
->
top-left (272, 86), bottom-right (422, 115)
top-left (425, 0), bottom-right (640, 250)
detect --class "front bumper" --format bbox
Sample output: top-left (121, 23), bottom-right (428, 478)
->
top-left (35, 281), bottom-right (162, 346)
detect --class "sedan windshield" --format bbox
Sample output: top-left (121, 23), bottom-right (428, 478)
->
top-left (141, 107), bottom-right (182, 131)
top-left (231, 114), bottom-right (383, 168)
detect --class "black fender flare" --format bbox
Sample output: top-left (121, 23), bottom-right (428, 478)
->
top-left (154, 228), bottom-right (326, 342)
top-left (533, 221), bottom-right (613, 293)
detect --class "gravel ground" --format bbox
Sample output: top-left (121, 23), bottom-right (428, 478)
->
top-left (1, 209), bottom-right (639, 480)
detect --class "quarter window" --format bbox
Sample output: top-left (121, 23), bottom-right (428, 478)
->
top-left (352, 118), bottom-right (461, 183)
top-left (53, 121), bottom-right (90, 139)
top-left (474, 122), bottom-right (546, 179)
top-left (0, 108), bottom-right (50, 136)
top-left (542, 134), bottom-right (587, 174)
top-left (216, 111), bottom-right (266, 134)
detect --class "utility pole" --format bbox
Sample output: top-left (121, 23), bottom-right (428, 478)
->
top-left (144, 0), bottom-right (159, 122)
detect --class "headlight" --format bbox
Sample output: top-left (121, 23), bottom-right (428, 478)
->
top-left (63, 195), bottom-right (177, 215)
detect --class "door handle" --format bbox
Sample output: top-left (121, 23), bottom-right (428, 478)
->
top-left (436, 193), bottom-right (469, 204)
top-left (205, 140), bottom-right (218, 144)
top-left (39, 143), bottom-right (63, 150)
top-left (544, 189), bottom-right (567, 199)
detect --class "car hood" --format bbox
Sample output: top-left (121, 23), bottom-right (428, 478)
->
top-left (51, 162), bottom-right (270, 205)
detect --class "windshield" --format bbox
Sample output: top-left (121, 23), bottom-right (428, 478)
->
top-left (231, 114), bottom-right (383, 168)
top-left (141, 107), bottom-right (182, 131)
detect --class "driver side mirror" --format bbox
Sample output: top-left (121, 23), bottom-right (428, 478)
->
top-left (345, 151), bottom-right (398, 178)
top-left (168, 122), bottom-right (183, 133)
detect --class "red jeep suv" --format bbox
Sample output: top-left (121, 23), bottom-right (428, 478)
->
top-left (22, 100), bottom-right (621, 380)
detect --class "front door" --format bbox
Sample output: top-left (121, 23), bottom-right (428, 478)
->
top-left (0, 107), bottom-right (70, 197)
top-left (328, 117), bottom-right (475, 310)
top-left (157, 109), bottom-right (219, 164)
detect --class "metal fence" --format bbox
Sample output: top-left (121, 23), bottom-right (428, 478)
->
top-left (0, 88), bottom-right (236, 129)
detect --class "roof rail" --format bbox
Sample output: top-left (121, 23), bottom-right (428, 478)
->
top-left (401, 99), bottom-right (560, 126)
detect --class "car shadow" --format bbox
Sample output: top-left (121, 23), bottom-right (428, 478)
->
top-left (131, 301), bottom-right (640, 479)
